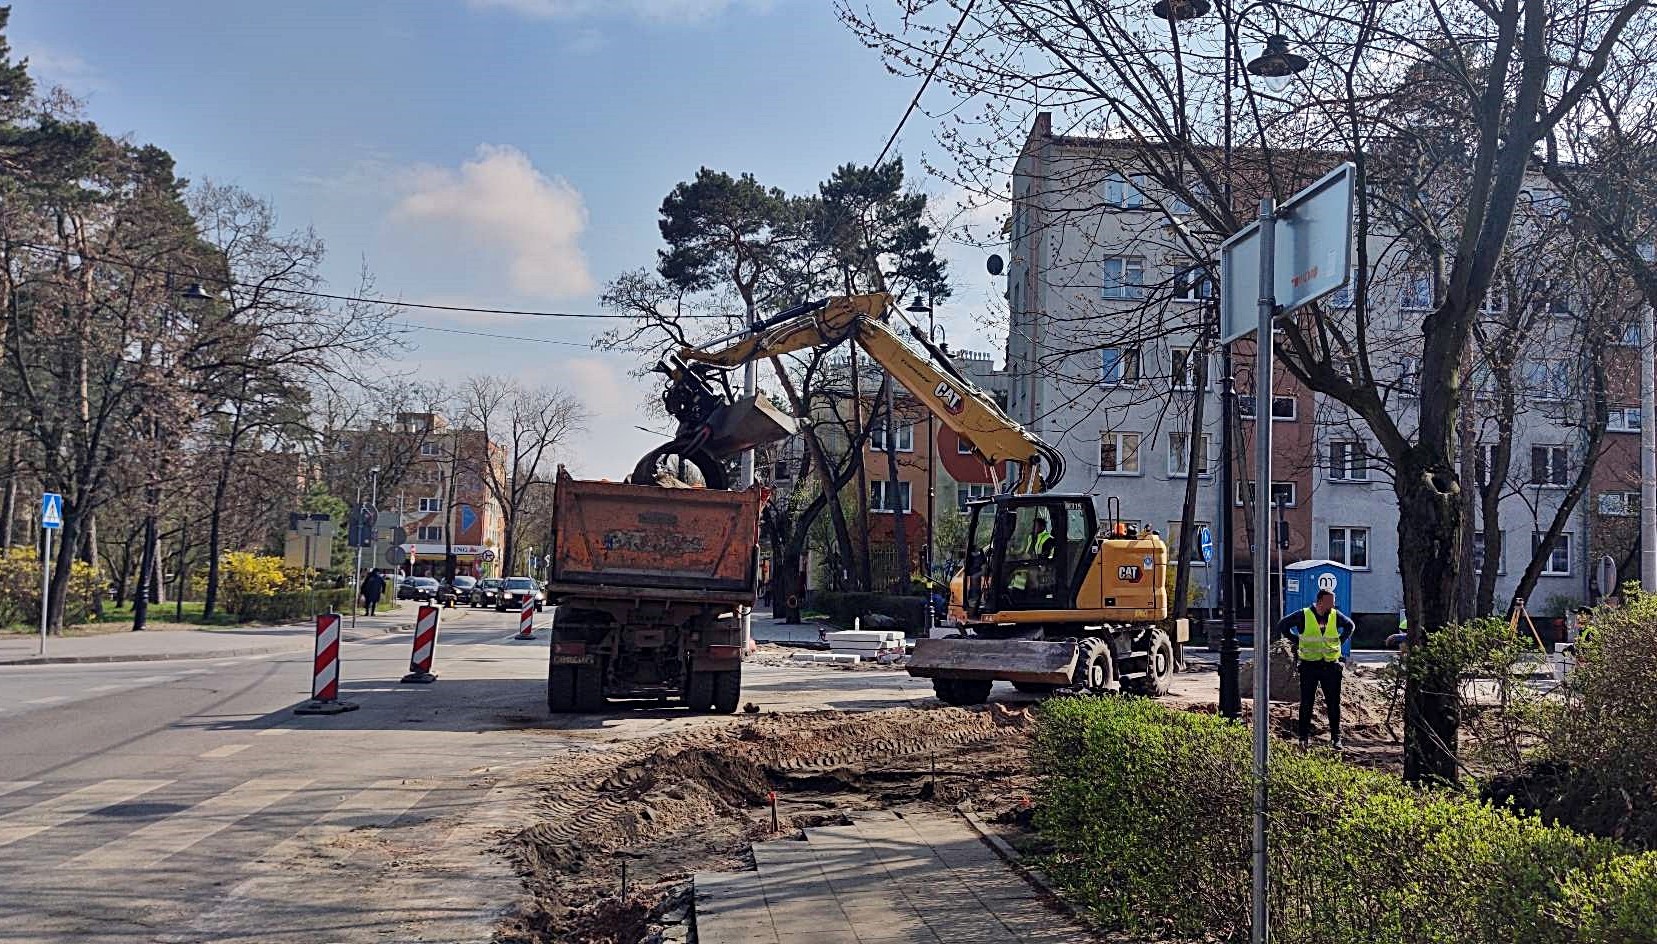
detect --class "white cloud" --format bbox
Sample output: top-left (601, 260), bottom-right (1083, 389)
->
top-left (15, 42), bottom-right (101, 92)
top-left (466, 0), bottom-right (767, 22)
top-left (391, 145), bottom-right (595, 299)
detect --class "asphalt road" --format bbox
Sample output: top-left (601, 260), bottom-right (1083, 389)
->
top-left (0, 607), bottom-right (939, 943)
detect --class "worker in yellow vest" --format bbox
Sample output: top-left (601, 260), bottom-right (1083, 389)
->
top-left (1275, 588), bottom-right (1355, 750)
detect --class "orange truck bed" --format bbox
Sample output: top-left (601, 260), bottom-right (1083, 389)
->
top-left (547, 467), bottom-right (762, 602)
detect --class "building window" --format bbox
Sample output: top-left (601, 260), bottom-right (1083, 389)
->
top-left (1472, 531), bottom-right (1504, 575)
top-left (870, 421), bottom-right (914, 452)
top-left (1100, 346), bottom-right (1142, 385)
top-left (772, 459), bottom-right (793, 480)
top-left (1401, 271), bottom-right (1434, 310)
top-left (1479, 286), bottom-right (1507, 316)
top-left (416, 526), bottom-right (443, 542)
top-left (956, 436), bottom-right (975, 455)
top-left (1100, 432), bottom-right (1142, 475)
top-left (870, 479), bottom-right (912, 514)
top-left (1473, 443), bottom-right (1502, 488)
top-left (1523, 360), bottom-right (1573, 401)
top-left (1328, 268), bottom-right (1358, 308)
top-left (418, 497), bottom-right (443, 513)
top-left (957, 483), bottom-right (993, 512)
top-left (1173, 266), bottom-right (1214, 302)
top-left (1529, 446), bottom-right (1569, 487)
top-left (1534, 531), bottom-right (1572, 576)
top-left (1598, 492), bottom-right (1640, 517)
top-left (1614, 321), bottom-right (1641, 346)
top-left (1397, 356), bottom-right (1421, 397)
top-left (419, 442), bottom-right (442, 457)
top-left (1541, 280), bottom-right (1574, 316)
top-left (1171, 347), bottom-right (1205, 390)
top-left (1102, 256), bottom-right (1146, 300)
top-left (1608, 407), bottom-right (1643, 433)
top-left (1329, 442), bottom-right (1369, 481)
top-left (1329, 526), bottom-right (1370, 570)
top-left (1166, 520), bottom-right (1212, 564)
top-left (1238, 481), bottom-right (1297, 508)
top-left (1167, 432), bottom-right (1212, 478)
top-left (1239, 394), bottom-right (1297, 421)
top-left (1105, 172), bottom-right (1145, 209)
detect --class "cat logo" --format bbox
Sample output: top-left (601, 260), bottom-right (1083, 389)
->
top-left (933, 380), bottom-right (966, 415)
top-left (1117, 565), bottom-right (1143, 583)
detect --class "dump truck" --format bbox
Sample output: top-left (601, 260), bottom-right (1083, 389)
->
top-left (543, 466), bottom-right (765, 714)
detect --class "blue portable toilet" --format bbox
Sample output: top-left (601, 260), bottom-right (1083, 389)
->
top-left (1283, 560), bottom-right (1354, 657)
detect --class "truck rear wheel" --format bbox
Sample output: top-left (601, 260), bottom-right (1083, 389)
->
top-left (712, 669), bottom-right (741, 714)
top-left (1074, 636), bottom-right (1117, 694)
top-left (547, 665), bottom-right (576, 713)
top-left (1011, 682), bottom-right (1060, 694)
top-left (1125, 627), bottom-right (1176, 697)
top-left (572, 660), bottom-right (605, 713)
top-left (684, 670), bottom-right (715, 712)
top-left (932, 677), bottom-right (993, 706)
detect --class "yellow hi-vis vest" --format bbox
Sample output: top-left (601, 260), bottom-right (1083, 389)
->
top-left (1300, 608), bottom-right (1341, 662)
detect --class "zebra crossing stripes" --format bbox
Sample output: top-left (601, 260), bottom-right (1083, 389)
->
top-left (247, 778), bottom-right (434, 870)
top-left (0, 779), bottom-right (171, 849)
top-left (61, 776), bottom-right (313, 870)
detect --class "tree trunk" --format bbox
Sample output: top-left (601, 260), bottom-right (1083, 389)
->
top-left (132, 510), bottom-right (156, 631)
top-left (46, 507), bottom-right (83, 633)
top-left (1395, 454), bottom-right (1463, 784)
top-left (0, 435), bottom-right (17, 548)
top-left (1173, 340), bottom-right (1210, 619)
top-left (502, 521), bottom-right (516, 577)
top-left (202, 447), bottom-right (236, 617)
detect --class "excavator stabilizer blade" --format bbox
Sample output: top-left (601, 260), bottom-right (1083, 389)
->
top-left (905, 637), bottom-right (1079, 685)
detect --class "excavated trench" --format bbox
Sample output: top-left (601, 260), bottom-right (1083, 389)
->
top-left (494, 705), bottom-right (1039, 944)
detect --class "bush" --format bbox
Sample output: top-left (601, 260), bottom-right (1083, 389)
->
top-left (0, 546), bottom-right (106, 626)
top-left (805, 591), bottom-right (928, 632)
top-left (1033, 696), bottom-right (1656, 943)
top-left (216, 552), bottom-right (288, 616)
top-left (234, 587), bottom-right (353, 622)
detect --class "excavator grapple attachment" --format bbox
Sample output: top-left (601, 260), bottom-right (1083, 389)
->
top-left (906, 637), bottom-right (1080, 686)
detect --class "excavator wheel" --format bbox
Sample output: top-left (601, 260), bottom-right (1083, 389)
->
top-left (932, 677), bottom-right (994, 706)
top-left (1125, 627), bottom-right (1176, 697)
top-left (1073, 636), bottom-right (1118, 694)
top-left (1010, 682), bottom-right (1061, 695)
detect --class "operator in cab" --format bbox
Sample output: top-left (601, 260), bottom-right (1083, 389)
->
top-left (1276, 588), bottom-right (1355, 751)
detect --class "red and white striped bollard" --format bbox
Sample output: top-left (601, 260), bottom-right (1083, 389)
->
top-left (401, 604), bottom-right (440, 684)
top-left (294, 611), bottom-right (360, 715)
top-left (512, 596), bottom-right (536, 640)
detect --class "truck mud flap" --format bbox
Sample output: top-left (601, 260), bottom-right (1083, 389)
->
top-left (905, 637), bottom-right (1080, 686)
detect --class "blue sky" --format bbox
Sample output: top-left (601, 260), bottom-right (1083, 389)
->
top-left (10, 0), bottom-right (1006, 475)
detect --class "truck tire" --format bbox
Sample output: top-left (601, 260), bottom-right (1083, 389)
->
top-left (684, 670), bottom-right (715, 712)
top-left (1074, 636), bottom-right (1117, 694)
top-left (712, 670), bottom-right (741, 714)
top-left (932, 677), bottom-right (993, 706)
top-left (547, 665), bottom-right (576, 713)
top-left (572, 660), bottom-right (605, 713)
top-left (1126, 627), bottom-right (1177, 697)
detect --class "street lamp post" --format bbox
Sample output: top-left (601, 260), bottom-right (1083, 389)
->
top-left (907, 294), bottom-right (944, 634)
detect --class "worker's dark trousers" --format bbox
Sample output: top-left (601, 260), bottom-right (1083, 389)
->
top-left (1297, 659), bottom-right (1343, 743)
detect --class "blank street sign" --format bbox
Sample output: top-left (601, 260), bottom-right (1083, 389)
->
top-left (1220, 163), bottom-right (1355, 343)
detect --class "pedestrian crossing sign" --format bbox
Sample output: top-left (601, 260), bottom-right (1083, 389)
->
top-left (40, 493), bottom-right (62, 530)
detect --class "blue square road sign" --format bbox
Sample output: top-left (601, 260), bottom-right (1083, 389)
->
top-left (41, 493), bottom-right (63, 530)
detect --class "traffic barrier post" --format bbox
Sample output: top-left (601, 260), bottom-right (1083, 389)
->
top-left (294, 611), bottom-right (360, 715)
top-left (401, 604), bottom-right (440, 684)
top-left (512, 597), bottom-right (536, 640)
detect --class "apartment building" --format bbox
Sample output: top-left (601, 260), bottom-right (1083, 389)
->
top-left (1005, 112), bottom-right (1632, 622)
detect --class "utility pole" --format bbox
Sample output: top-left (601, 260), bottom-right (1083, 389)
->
top-left (1643, 303), bottom-right (1655, 591)
top-left (1250, 195), bottom-right (1278, 944)
top-left (742, 299), bottom-right (757, 641)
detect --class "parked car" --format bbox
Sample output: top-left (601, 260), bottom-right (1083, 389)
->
top-left (471, 577), bottom-right (503, 608)
top-left (399, 576), bottom-right (441, 602)
top-left (495, 576), bottom-right (545, 612)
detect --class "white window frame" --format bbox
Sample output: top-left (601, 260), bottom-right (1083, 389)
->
top-left (1608, 407), bottom-right (1643, 433)
top-left (1170, 346), bottom-right (1203, 390)
top-left (416, 525), bottom-right (443, 542)
top-left (1173, 266), bottom-right (1214, 303)
top-left (1328, 526), bottom-right (1371, 571)
top-left (1099, 431), bottom-right (1142, 476)
top-left (1239, 394), bottom-right (1297, 421)
top-left (1102, 256), bottom-right (1147, 300)
top-left (1100, 346), bottom-right (1142, 386)
top-left (870, 421), bottom-right (914, 453)
top-left (1535, 531), bottom-right (1572, 576)
top-left (870, 479), bottom-right (912, 514)
top-left (1525, 360), bottom-right (1574, 402)
top-left (1529, 445), bottom-right (1570, 488)
top-left (1236, 481), bottom-right (1297, 508)
top-left (1167, 432), bottom-right (1212, 478)
top-left (1614, 322), bottom-right (1641, 346)
top-left (419, 441), bottom-right (442, 457)
top-left (957, 483), bottom-right (993, 512)
top-left (418, 497), bottom-right (444, 513)
top-left (957, 436), bottom-right (975, 455)
top-left (1472, 530), bottom-right (1505, 575)
top-left (1166, 520), bottom-right (1213, 566)
top-left (1474, 443), bottom-right (1503, 488)
top-left (1401, 271), bottom-right (1434, 311)
top-left (1105, 172), bottom-right (1146, 209)
top-left (1328, 441), bottom-right (1369, 482)
top-left (1541, 280), bottom-right (1574, 317)
top-left (1597, 492), bottom-right (1640, 517)
top-left (1328, 268), bottom-right (1358, 308)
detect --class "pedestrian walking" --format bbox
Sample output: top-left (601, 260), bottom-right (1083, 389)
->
top-left (361, 570), bottom-right (385, 616)
top-left (1276, 588), bottom-right (1354, 750)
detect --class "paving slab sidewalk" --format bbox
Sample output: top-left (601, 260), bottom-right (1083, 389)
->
top-left (0, 605), bottom-right (414, 666)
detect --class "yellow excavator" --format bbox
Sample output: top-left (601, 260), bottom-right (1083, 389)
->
top-left (637, 292), bottom-right (1186, 705)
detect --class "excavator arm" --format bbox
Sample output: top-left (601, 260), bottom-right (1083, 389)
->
top-left (672, 292), bottom-right (1065, 494)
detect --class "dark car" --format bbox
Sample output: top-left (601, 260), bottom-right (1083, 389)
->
top-left (471, 577), bottom-right (503, 608)
top-left (399, 576), bottom-right (441, 602)
top-left (495, 576), bottom-right (545, 612)
top-left (447, 575), bottom-right (478, 604)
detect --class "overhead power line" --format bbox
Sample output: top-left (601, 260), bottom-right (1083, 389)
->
top-left (873, 1), bottom-right (976, 167)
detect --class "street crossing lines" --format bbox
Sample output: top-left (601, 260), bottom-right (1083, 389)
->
top-left (61, 776), bottom-right (313, 870)
top-left (0, 781), bottom-right (40, 799)
top-left (0, 779), bottom-right (171, 849)
top-left (199, 744), bottom-right (250, 758)
top-left (246, 778), bottom-right (435, 870)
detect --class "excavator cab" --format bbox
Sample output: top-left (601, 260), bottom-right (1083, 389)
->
top-left (962, 495), bottom-right (1097, 624)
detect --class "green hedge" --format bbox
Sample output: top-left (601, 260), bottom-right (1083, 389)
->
top-left (1033, 697), bottom-right (1657, 943)
top-left (234, 587), bottom-right (354, 623)
top-left (805, 591), bottom-right (928, 632)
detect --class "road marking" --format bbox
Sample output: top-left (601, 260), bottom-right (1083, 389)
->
top-left (25, 696), bottom-right (69, 705)
top-left (131, 676), bottom-right (177, 684)
top-left (247, 779), bottom-right (434, 869)
top-left (0, 781), bottom-right (41, 799)
top-left (199, 744), bottom-right (250, 759)
top-left (87, 684), bottom-right (119, 692)
top-left (0, 780), bottom-right (172, 849)
top-left (178, 669), bottom-right (212, 676)
top-left (254, 728), bottom-right (292, 737)
top-left (62, 776), bottom-right (312, 870)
